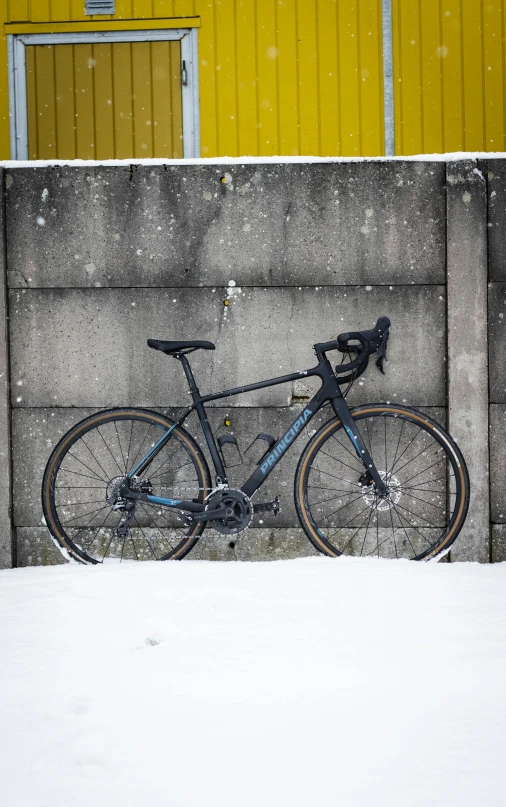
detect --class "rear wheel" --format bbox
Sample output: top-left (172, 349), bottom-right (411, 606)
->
top-left (42, 408), bottom-right (211, 564)
top-left (295, 405), bottom-right (469, 561)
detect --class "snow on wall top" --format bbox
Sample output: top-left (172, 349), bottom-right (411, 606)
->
top-left (0, 152), bottom-right (505, 169)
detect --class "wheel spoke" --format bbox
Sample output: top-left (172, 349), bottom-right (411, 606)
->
top-left (137, 504), bottom-right (174, 556)
top-left (393, 438), bottom-right (442, 477)
top-left (80, 436), bottom-right (113, 484)
top-left (401, 489), bottom-right (447, 511)
top-left (392, 500), bottom-right (441, 530)
top-left (340, 506), bottom-right (375, 554)
top-left (79, 510), bottom-right (115, 555)
top-left (310, 466), bottom-right (360, 487)
top-left (308, 490), bottom-right (360, 506)
top-left (113, 421), bottom-right (128, 475)
top-left (330, 432), bottom-right (362, 466)
top-left (318, 492), bottom-right (368, 524)
top-left (62, 502), bottom-right (111, 527)
top-left (400, 457), bottom-right (448, 487)
top-left (389, 418), bottom-right (406, 480)
top-left (318, 448), bottom-right (363, 476)
top-left (389, 425), bottom-right (423, 475)
top-left (393, 506), bottom-right (418, 557)
top-left (389, 504), bottom-right (398, 559)
top-left (59, 466), bottom-right (106, 484)
top-left (145, 438), bottom-right (186, 477)
top-left (65, 451), bottom-right (108, 484)
top-left (393, 505), bottom-right (434, 548)
top-left (128, 422), bottom-right (155, 474)
top-left (326, 502), bottom-right (373, 541)
top-left (299, 410), bottom-right (466, 562)
top-left (148, 458), bottom-right (194, 482)
top-left (45, 413), bottom-right (207, 564)
top-left (96, 425), bottom-right (125, 477)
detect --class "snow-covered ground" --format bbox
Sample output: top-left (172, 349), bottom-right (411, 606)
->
top-left (1, 556), bottom-right (505, 807)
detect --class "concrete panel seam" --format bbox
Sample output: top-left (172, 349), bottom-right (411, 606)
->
top-left (447, 160), bottom-right (490, 562)
top-left (0, 168), bottom-right (14, 567)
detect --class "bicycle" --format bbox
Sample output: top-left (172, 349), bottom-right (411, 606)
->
top-left (42, 316), bottom-right (470, 564)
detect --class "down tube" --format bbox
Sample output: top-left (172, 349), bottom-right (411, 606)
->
top-left (242, 398), bottom-right (321, 498)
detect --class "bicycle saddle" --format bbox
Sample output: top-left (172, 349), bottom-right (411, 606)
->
top-left (147, 339), bottom-right (215, 354)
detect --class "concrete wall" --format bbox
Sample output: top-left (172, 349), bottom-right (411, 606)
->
top-left (0, 158), bottom-right (500, 566)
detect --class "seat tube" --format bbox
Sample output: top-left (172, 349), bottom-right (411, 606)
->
top-left (178, 355), bottom-right (227, 483)
top-left (331, 396), bottom-right (387, 495)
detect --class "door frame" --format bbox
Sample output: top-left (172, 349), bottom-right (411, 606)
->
top-left (7, 27), bottom-right (200, 160)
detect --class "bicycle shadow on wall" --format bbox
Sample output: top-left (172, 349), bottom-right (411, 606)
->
top-left (42, 317), bottom-right (470, 564)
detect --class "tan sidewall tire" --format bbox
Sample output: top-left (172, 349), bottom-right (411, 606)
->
top-left (294, 405), bottom-right (470, 561)
top-left (41, 408), bottom-right (211, 564)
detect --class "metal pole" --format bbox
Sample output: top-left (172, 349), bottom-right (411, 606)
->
top-left (382, 0), bottom-right (395, 156)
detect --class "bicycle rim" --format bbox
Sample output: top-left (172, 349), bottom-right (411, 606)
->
top-left (295, 405), bottom-right (469, 561)
top-left (42, 409), bottom-right (210, 564)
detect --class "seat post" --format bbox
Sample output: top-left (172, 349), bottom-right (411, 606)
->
top-left (177, 353), bottom-right (201, 401)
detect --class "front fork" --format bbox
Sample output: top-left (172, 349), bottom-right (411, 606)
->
top-left (331, 397), bottom-right (388, 497)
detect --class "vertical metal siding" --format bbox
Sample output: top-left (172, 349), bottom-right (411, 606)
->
top-left (198, 0), bottom-right (384, 158)
top-left (4, 0), bottom-right (384, 158)
top-left (393, 0), bottom-right (506, 154)
top-left (6, 0), bottom-right (506, 157)
top-left (25, 40), bottom-right (183, 159)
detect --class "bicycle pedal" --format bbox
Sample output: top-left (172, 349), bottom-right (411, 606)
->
top-left (254, 496), bottom-right (280, 516)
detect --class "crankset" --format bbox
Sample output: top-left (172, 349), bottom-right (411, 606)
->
top-left (199, 488), bottom-right (254, 535)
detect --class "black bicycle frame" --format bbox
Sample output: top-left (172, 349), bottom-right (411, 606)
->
top-left (124, 347), bottom-right (387, 516)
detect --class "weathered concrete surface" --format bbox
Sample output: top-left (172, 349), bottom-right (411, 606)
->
top-left (15, 526), bottom-right (319, 566)
top-left (9, 285), bottom-right (446, 409)
top-left (492, 525), bottom-right (506, 562)
top-left (447, 161), bottom-right (489, 562)
top-left (5, 163), bottom-right (446, 289)
top-left (488, 283), bottom-right (506, 403)
top-left (488, 160), bottom-right (506, 282)
top-left (489, 405), bottom-right (506, 523)
top-left (0, 168), bottom-right (13, 568)
top-left (2, 158), bottom-right (500, 565)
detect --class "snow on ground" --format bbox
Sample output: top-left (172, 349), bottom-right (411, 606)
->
top-left (1, 556), bottom-right (506, 807)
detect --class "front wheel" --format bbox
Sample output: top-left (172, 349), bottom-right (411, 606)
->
top-left (42, 408), bottom-right (211, 564)
top-left (295, 405), bottom-right (470, 561)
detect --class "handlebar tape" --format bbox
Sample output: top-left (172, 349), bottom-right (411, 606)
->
top-left (336, 316), bottom-right (391, 375)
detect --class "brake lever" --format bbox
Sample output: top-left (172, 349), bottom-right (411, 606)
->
top-left (375, 328), bottom-right (389, 374)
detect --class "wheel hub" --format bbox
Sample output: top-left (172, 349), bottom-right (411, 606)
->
top-left (106, 476), bottom-right (128, 508)
top-left (106, 475), bottom-right (153, 509)
top-left (362, 470), bottom-right (402, 512)
top-left (206, 488), bottom-right (253, 535)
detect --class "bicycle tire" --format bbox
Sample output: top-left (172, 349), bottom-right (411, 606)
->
top-left (42, 408), bottom-right (211, 564)
top-left (295, 404), bottom-right (470, 561)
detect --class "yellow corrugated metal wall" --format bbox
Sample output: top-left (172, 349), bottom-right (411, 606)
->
top-left (393, 0), bottom-right (506, 154)
top-left (1, 0), bottom-right (505, 158)
top-left (0, 0), bottom-right (385, 159)
top-left (197, 0), bottom-right (384, 158)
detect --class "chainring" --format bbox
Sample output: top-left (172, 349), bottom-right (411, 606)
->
top-left (206, 488), bottom-right (253, 535)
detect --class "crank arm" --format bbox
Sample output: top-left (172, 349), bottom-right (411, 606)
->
top-left (254, 496), bottom-right (280, 515)
top-left (188, 505), bottom-right (230, 525)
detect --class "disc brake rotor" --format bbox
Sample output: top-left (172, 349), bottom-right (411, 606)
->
top-left (362, 470), bottom-right (402, 512)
